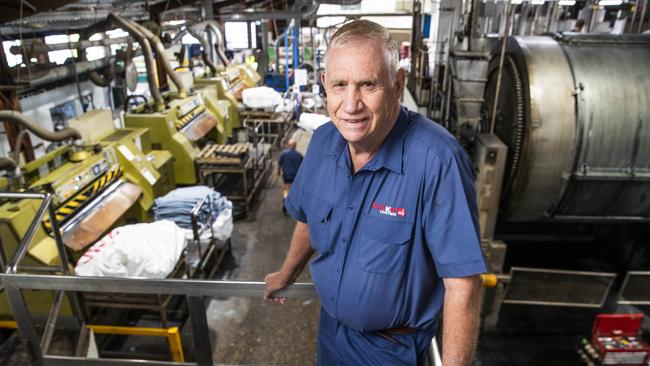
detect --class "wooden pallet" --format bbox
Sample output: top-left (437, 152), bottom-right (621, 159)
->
top-left (197, 144), bottom-right (249, 166)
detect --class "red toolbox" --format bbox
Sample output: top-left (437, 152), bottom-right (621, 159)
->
top-left (591, 314), bottom-right (650, 365)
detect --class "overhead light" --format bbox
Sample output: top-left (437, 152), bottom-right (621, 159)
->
top-left (559, 0), bottom-right (576, 5)
top-left (599, 0), bottom-right (622, 5)
top-left (532, 0), bottom-right (546, 5)
top-left (106, 28), bottom-right (129, 39)
top-left (166, 20), bottom-right (186, 26)
top-left (511, 0), bottom-right (524, 4)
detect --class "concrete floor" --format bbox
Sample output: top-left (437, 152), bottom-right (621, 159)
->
top-left (207, 129), bottom-right (319, 366)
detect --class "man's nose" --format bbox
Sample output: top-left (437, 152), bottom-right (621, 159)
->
top-left (341, 88), bottom-right (362, 114)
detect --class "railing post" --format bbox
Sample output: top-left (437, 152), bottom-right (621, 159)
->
top-left (187, 296), bottom-right (213, 365)
top-left (5, 284), bottom-right (44, 364)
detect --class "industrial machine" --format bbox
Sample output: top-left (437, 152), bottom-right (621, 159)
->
top-left (123, 92), bottom-right (220, 185)
top-left (194, 63), bottom-right (263, 131)
top-left (469, 33), bottom-right (650, 314)
top-left (0, 109), bottom-right (174, 319)
top-left (483, 33), bottom-right (650, 223)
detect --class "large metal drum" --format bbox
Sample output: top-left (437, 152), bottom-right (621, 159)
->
top-left (483, 34), bottom-right (650, 222)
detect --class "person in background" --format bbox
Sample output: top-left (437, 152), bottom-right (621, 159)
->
top-left (572, 19), bottom-right (586, 33)
top-left (264, 19), bottom-right (486, 366)
top-left (277, 139), bottom-right (303, 211)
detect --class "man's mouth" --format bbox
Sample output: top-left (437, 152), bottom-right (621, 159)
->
top-left (340, 117), bottom-right (369, 129)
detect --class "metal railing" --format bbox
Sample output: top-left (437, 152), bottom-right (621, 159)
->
top-left (0, 191), bottom-right (316, 365)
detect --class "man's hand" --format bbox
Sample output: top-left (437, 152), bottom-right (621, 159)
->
top-left (263, 222), bottom-right (314, 305)
top-left (264, 271), bottom-right (290, 304)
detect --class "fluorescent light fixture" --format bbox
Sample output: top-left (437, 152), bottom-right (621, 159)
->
top-left (559, 0), bottom-right (576, 5)
top-left (166, 20), bottom-right (186, 26)
top-left (532, 0), bottom-right (545, 5)
top-left (44, 34), bottom-right (70, 45)
top-left (599, 0), bottom-right (622, 5)
top-left (511, 0), bottom-right (524, 4)
top-left (106, 28), bottom-right (129, 39)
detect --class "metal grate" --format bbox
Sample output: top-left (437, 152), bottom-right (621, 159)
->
top-left (503, 267), bottom-right (616, 307)
top-left (618, 271), bottom-right (650, 305)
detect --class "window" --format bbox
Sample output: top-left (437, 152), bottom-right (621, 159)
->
top-left (2, 40), bottom-right (22, 67)
top-left (224, 21), bottom-right (256, 49)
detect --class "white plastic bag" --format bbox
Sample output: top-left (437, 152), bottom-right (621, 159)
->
top-left (212, 207), bottom-right (233, 241)
top-left (298, 112), bottom-right (330, 131)
top-left (242, 86), bottom-right (283, 108)
top-left (75, 220), bottom-right (187, 278)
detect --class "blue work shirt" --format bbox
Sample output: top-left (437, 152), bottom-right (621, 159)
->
top-left (278, 148), bottom-right (303, 182)
top-left (285, 107), bottom-right (487, 333)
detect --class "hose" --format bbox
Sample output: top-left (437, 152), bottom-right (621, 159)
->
top-left (129, 20), bottom-right (187, 98)
top-left (0, 157), bottom-right (18, 172)
top-left (107, 13), bottom-right (165, 112)
top-left (12, 129), bottom-right (27, 164)
top-left (124, 94), bottom-right (149, 112)
top-left (186, 26), bottom-right (218, 76)
top-left (177, 21), bottom-right (230, 67)
top-left (0, 110), bottom-right (81, 141)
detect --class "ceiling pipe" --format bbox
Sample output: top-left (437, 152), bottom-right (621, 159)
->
top-left (220, 0), bottom-right (319, 20)
top-left (13, 58), bottom-right (110, 89)
top-left (0, 110), bottom-right (81, 142)
top-left (9, 37), bottom-right (129, 55)
top-left (129, 20), bottom-right (187, 98)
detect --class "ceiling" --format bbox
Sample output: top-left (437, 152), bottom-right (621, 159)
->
top-left (0, 0), bottom-right (293, 35)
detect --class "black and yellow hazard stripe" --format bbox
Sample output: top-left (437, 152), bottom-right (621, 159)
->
top-left (43, 165), bottom-right (123, 232)
top-left (175, 106), bottom-right (206, 130)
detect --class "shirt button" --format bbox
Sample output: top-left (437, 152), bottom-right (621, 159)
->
top-left (335, 267), bottom-right (340, 272)
top-left (347, 205), bottom-right (354, 210)
top-left (341, 238), bottom-right (347, 243)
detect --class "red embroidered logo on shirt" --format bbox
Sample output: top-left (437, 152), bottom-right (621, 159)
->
top-left (371, 202), bottom-right (406, 217)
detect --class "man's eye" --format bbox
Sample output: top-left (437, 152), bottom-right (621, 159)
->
top-left (361, 82), bottom-right (376, 89)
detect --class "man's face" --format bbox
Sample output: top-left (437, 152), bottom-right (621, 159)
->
top-left (321, 39), bottom-right (405, 152)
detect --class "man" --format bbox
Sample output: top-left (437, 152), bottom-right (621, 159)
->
top-left (277, 139), bottom-right (303, 206)
top-left (264, 20), bottom-right (486, 366)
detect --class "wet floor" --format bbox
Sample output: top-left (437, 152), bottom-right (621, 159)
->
top-left (208, 129), bottom-right (319, 366)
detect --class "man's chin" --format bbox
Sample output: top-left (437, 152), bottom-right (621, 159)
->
top-left (339, 130), bottom-right (367, 144)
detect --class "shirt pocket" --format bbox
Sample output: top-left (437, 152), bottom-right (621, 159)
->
top-left (357, 215), bottom-right (413, 274)
top-left (303, 192), bottom-right (334, 255)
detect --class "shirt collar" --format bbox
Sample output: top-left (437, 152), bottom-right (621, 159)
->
top-left (328, 107), bottom-right (409, 175)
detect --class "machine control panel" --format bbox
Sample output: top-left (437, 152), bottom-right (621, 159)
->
top-left (177, 95), bottom-right (203, 119)
top-left (53, 149), bottom-right (119, 205)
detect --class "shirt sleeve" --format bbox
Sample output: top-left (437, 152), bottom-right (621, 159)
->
top-left (284, 145), bottom-right (316, 223)
top-left (422, 146), bottom-right (487, 278)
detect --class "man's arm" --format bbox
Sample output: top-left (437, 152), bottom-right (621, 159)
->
top-left (264, 221), bottom-right (314, 303)
top-left (441, 275), bottom-right (483, 366)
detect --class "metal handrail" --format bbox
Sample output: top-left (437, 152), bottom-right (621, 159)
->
top-left (1, 274), bottom-right (316, 298)
top-left (0, 191), bottom-right (316, 366)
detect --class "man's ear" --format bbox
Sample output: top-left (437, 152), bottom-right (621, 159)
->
top-left (320, 71), bottom-right (326, 88)
top-left (396, 69), bottom-right (407, 94)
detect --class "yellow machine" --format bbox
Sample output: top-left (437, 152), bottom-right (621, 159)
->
top-left (194, 63), bottom-right (262, 132)
top-left (123, 92), bottom-right (220, 185)
top-left (0, 109), bottom-right (174, 319)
